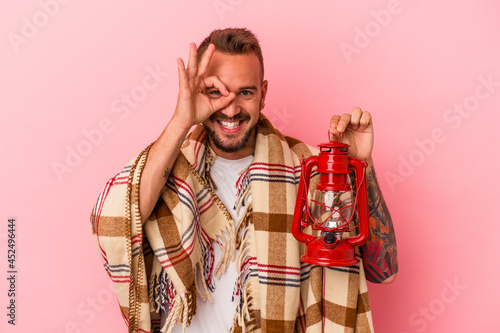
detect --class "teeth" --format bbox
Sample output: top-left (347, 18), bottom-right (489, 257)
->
top-left (219, 120), bottom-right (240, 129)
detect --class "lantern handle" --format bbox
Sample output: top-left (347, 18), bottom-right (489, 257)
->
top-left (329, 130), bottom-right (342, 142)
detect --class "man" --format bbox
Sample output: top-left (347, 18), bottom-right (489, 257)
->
top-left (91, 28), bottom-right (397, 333)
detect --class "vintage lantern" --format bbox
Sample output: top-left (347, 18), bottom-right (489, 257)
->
top-left (292, 137), bottom-right (370, 266)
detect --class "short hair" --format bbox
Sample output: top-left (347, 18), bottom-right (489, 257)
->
top-left (197, 28), bottom-right (264, 80)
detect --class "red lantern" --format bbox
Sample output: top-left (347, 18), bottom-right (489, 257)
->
top-left (292, 138), bottom-right (370, 267)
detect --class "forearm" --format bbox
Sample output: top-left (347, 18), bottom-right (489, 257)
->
top-left (359, 158), bottom-right (398, 283)
top-left (139, 119), bottom-right (190, 221)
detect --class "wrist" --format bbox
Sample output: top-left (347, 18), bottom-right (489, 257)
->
top-left (152, 117), bottom-right (191, 153)
top-left (169, 114), bottom-right (194, 137)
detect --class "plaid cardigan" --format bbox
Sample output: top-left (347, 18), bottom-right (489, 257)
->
top-left (91, 114), bottom-right (374, 332)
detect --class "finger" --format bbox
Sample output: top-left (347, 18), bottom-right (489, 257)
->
top-left (330, 115), bottom-right (341, 125)
top-left (197, 44), bottom-right (215, 78)
top-left (337, 113), bottom-right (352, 132)
top-left (349, 107), bottom-right (363, 129)
top-left (202, 76), bottom-right (230, 96)
top-left (329, 115), bottom-right (341, 135)
top-left (177, 58), bottom-right (188, 91)
top-left (359, 111), bottom-right (372, 129)
top-left (186, 43), bottom-right (198, 79)
top-left (211, 92), bottom-right (236, 111)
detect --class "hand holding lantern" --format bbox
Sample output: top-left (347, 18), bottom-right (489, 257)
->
top-left (292, 137), bottom-right (370, 267)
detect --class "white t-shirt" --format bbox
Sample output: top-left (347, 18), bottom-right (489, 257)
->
top-left (167, 154), bottom-right (253, 332)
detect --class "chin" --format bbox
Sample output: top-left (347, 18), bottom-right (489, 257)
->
top-left (204, 124), bottom-right (256, 154)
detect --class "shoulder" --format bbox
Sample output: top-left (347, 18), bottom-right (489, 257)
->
top-left (284, 135), bottom-right (319, 158)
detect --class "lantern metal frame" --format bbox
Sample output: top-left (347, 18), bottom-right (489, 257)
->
top-left (292, 139), bottom-right (370, 267)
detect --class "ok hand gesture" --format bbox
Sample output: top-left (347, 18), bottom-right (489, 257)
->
top-left (172, 43), bottom-right (235, 131)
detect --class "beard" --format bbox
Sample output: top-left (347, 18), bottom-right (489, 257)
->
top-left (204, 112), bottom-right (257, 153)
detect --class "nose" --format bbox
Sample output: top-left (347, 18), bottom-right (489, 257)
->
top-left (221, 99), bottom-right (240, 118)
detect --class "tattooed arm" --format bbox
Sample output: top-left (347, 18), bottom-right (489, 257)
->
top-left (330, 107), bottom-right (398, 283)
top-left (359, 160), bottom-right (398, 283)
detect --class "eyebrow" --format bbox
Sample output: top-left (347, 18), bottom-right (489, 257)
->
top-left (206, 85), bottom-right (258, 92)
top-left (239, 85), bottom-right (258, 91)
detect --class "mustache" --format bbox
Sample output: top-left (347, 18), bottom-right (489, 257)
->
top-left (210, 111), bottom-right (250, 122)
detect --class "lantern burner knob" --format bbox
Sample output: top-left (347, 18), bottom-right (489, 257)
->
top-left (324, 232), bottom-right (336, 244)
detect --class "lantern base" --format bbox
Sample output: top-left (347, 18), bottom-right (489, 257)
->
top-left (301, 238), bottom-right (359, 267)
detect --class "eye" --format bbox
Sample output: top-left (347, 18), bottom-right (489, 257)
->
top-left (240, 90), bottom-right (255, 99)
top-left (207, 90), bottom-right (221, 98)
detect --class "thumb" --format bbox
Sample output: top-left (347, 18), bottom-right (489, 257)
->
top-left (211, 92), bottom-right (236, 111)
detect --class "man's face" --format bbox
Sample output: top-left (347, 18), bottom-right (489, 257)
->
top-left (202, 51), bottom-right (267, 160)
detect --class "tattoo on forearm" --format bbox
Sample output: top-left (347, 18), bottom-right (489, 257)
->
top-left (359, 164), bottom-right (398, 283)
top-left (163, 168), bottom-right (171, 184)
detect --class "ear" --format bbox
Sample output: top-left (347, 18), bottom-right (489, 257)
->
top-left (260, 80), bottom-right (268, 110)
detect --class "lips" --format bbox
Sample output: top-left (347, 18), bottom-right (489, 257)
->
top-left (211, 112), bottom-right (250, 133)
top-left (216, 119), bottom-right (246, 133)
top-left (218, 120), bottom-right (241, 130)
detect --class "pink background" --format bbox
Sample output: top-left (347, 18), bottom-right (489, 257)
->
top-left (1, 1), bottom-right (499, 332)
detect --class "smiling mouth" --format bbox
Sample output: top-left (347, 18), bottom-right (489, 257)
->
top-left (218, 120), bottom-right (241, 130)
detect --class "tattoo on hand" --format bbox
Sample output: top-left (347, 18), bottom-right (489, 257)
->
top-left (360, 164), bottom-right (398, 283)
